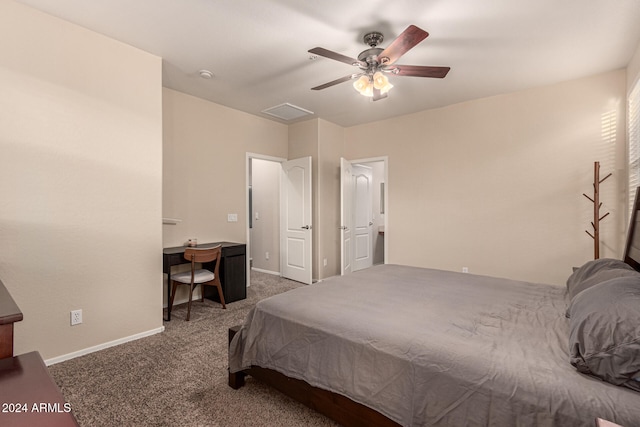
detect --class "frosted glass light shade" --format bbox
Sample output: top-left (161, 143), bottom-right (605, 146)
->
top-left (353, 75), bottom-right (370, 94)
top-left (373, 71), bottom-right (393, 93)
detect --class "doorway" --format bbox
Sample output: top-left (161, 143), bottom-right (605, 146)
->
top-left (246, 153), bottom-right (313, 285)
top-left (248, 157), bottom-right (282, 277)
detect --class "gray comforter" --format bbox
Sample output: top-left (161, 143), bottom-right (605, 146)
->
top-left (229, 264), bottom-right (640, 426)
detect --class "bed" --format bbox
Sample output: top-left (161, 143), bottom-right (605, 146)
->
top-left (228, 191), bottom-right (640, 427)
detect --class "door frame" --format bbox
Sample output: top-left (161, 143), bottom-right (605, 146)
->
top-left (341, 156), bottom-right (389, 271)
top-left (340, 158), bottom-right (353, 275)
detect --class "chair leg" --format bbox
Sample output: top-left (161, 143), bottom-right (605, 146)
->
top-left (168, 282), bottom-right (179, 318)
top-left (216, 282), bottom-right (226, 309)
top-left (186, 282), bottom-right (195, 321)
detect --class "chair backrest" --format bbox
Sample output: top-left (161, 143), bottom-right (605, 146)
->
top-left (184, 246), bottom-right (222, 278)
top-left (183, 246), bottom-right (222, 264)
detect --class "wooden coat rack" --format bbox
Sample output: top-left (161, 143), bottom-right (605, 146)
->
top-left (583, 161), bottom-right (612, 259)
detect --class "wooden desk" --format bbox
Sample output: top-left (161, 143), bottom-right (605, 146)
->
top-left (163, 242), bottom-right (247, 320)
top-left (0, 351), bottom-right (79, 427)
top-left (0, 279), bottom-right (23, 359)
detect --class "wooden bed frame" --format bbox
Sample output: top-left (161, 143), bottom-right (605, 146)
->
top-left (227, 326), bottom-right (400, 427)
top-left (228, 187), bottom-right (640, 427)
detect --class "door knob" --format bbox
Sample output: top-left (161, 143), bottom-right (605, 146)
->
top-left (301, 225), bottom-right (311, 230)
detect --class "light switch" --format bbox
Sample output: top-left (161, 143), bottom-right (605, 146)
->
top-left (228, 213), bottom-right (238, 222)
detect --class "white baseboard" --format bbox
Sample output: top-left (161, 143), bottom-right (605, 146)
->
top-left (251, 267), bottom-right (280, 276)
top-left (44, 326), bottom-right (165, 366)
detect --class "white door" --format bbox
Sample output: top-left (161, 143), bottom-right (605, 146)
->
top-left (280, 157), bottom-right (312, 284)
top-left (352, 164), bottom-right (373, 272)
top-left (340, 158), bottom-right (353, 275)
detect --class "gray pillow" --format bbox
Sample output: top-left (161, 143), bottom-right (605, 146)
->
top-left (568, 276), bottom-right (640, 392)
top-left (567, 268), bottom-right (640, 301)
top-left (566, 258), bottom-right (636, 298)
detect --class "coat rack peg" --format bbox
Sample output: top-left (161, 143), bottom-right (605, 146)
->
top-left (599, 172), bottom-right (612, 184)
top-left (584, 161), bottom-right (612, 259)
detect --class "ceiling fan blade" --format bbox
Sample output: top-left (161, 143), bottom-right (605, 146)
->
top-left (308, 47), bottom-right (364, 67)
top-left (311, 74), bottom-right (359, 90)
top-left (377, 25), bottom-right (429, 65)
top-left (392, 65), bottom-right (450, 78)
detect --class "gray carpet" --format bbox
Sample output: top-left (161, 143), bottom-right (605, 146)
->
top-left (48, 272), bottom-right (340, 427)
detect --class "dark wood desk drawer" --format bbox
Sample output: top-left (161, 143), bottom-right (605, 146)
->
top-left (222, 245), bottom-right (245, 257)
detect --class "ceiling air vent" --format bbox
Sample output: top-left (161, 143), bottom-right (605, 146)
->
top-left (262, 103), bottom-right (313, 121)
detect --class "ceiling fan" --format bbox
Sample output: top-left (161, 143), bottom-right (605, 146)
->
top-left (308, 25), bottom-right (450, 101)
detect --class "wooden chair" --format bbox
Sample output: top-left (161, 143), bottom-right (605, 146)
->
top-left (169, 246), bottom-right (226, 321)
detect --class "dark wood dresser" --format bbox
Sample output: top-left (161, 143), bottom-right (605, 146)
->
top-left (0, 352), bottom-right (79, 426)
top-left (0, 279), bottom-right (79, 426)
top-left (0, 279), bottom-right (23, 359)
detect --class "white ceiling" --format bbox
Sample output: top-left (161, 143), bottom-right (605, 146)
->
top-left (16, 0), bottom-right (640, 127)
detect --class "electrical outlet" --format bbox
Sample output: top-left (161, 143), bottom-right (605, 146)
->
top-left (227, 213), bottom-right (238, 222)
top-left (462, 267), bottom-right (469, 273)
top-left (265, 251), bottom-right (270, 260)
top-left (323, 258), bottom-right (328, 267)
top-left (70, 309), bottom-right (82, 326)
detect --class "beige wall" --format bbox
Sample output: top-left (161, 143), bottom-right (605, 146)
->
top-left (162, 88), bottom-right (288, 247)
top-left (317, 120), bottom-right (344, 279)
top-left (345, 70), bottom-right (627, 285)
top-left (162, 88), bottom-right (288, 302)
top-left (0, 1), bottom-right (163, 360)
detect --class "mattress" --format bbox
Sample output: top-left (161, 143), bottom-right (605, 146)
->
top-left (229, 264), bottom-right (640, 426)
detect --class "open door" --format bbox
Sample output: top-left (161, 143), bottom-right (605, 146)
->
top-left (340, 158), bottom-right (353, 275)
top-left (352, 164), bottom-right (374, 272)
top-left (280, 157), bottom-right (312, 284)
